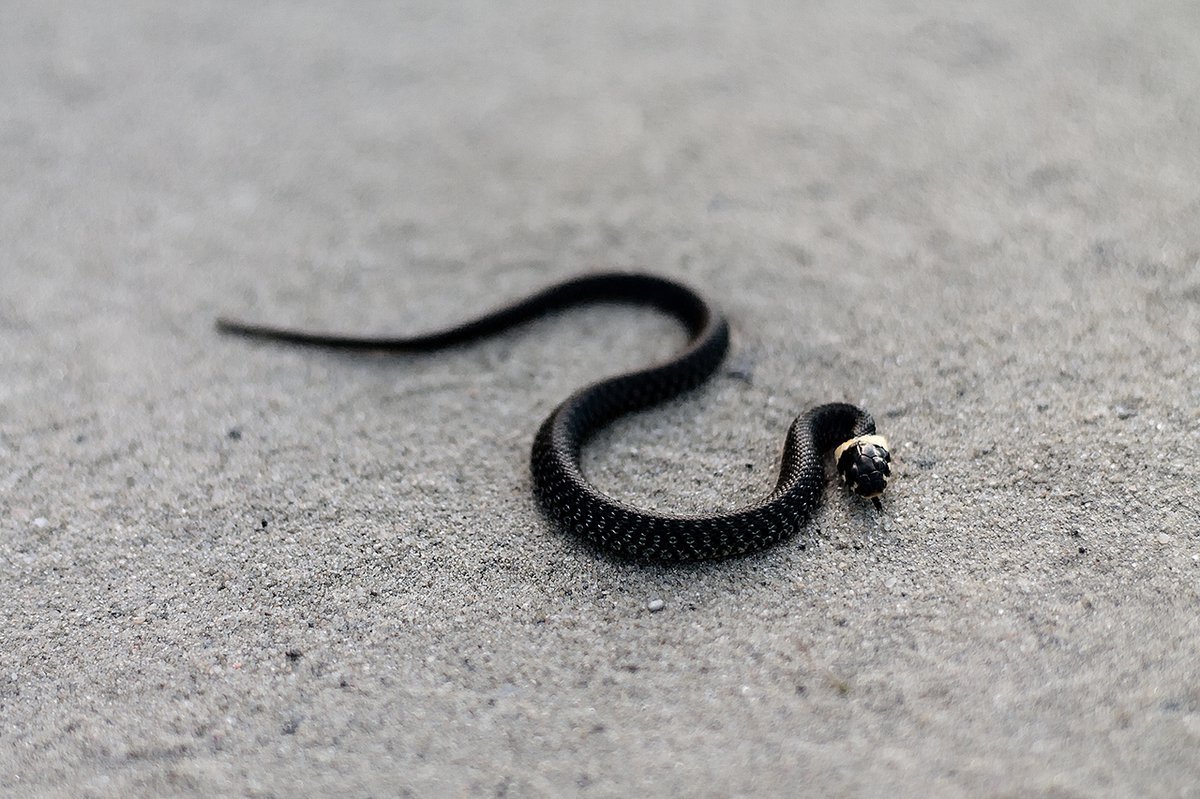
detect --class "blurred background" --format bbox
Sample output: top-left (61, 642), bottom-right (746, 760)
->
top-left (2, 1), bottom-right (1199, 795)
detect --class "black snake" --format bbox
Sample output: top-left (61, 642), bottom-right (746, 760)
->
top-left (217, 272), bottom-right (890, 562)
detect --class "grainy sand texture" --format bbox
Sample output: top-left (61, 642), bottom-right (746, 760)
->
top-left (3, 1), bottom-right (1200, 796)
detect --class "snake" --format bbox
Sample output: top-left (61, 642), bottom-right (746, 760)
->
top-left (216, 272), bottom-right (890, 562)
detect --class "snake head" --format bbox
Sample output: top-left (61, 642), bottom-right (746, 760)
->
top-left (834, 435), bottom-right (891, 499)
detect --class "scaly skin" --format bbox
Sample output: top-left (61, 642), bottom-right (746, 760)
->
top-left (217, 272), bottom-right (889, 562)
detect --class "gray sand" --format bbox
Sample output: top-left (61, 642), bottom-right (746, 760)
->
top-left (3, 1), bottom-right (1200, 796)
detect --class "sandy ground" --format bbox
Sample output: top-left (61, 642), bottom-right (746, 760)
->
top-left (3, 1), bottom-right (1200, 796)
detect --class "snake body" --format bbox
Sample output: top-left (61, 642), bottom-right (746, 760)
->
top-left (217, 272), bottom-right (889, 562)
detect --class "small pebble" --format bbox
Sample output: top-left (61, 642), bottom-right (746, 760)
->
top-left (32, 517), bottom-right (48, 529)
top-left (647, 599), bottom-right (665, 613)
top-left (724, 354), bottom-right (755, 383)
top-left (227, 427), bottom-right (243, 440)
top-left (1157, 532), bottom-right (1172, 545)
top-left (884, 577), bottom-right (898, 589)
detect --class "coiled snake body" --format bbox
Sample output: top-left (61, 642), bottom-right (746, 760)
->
top-left (218, 273), bottom-right (890, 562)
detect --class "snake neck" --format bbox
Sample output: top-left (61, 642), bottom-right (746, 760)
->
top-left (773, 402), bottom-right (876, 491)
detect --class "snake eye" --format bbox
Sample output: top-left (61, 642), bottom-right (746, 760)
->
top-left (834, 436), bottom-right (891, 499)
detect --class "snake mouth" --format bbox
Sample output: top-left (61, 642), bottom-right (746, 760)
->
top-left (834, 434), bottom-right (891, 499)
